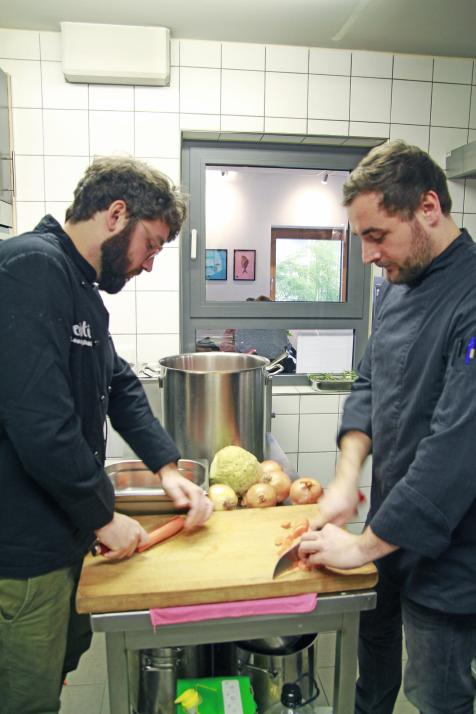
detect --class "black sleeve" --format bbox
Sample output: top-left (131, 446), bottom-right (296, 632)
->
top-left (107, 346), bottom-right (181, 472)
top-left (371, 308), bottom-right (476, 558)
top-left (0, 251), bottom-right (114, 531)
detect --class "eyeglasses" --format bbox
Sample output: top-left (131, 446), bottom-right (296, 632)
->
top-left (139, 220), bottom-right (166, 257)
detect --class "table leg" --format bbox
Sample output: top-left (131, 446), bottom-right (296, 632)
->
top-left (333, 612), bottom-right (360, 714)
top-left (105, 632), bottom-right (131, 714)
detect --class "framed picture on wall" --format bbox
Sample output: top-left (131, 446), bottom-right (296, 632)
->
top-left (205, 249), bottom-right (228, 280)
top-left (234, 249), bottom-right (256, 281)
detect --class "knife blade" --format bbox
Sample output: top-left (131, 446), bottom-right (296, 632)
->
top-left (272, 541), bottom-right (301, 578)
top-left (272, 490), bottom-right (367, 578)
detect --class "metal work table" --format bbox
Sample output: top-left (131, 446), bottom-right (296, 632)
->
top-left (91, 589), bottom-right (376, 714)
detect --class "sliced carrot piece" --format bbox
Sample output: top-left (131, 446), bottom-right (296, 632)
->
top-left (280, 521), bottom-right (291, 529)
top-left (136, 516), bottom-right (185, 553)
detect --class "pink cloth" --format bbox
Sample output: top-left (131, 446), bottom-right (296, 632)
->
top-left (149, 592), bottom-right (318, 627)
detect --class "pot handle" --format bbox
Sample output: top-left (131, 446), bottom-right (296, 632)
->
top-left (265, 351), bottom-right (287, 375)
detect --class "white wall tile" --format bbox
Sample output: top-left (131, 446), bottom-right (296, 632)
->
top-left (284, 452), bottom-right (298, 471)
top-left (138, 157), bottom-right (181, 185)
top-left (180, 67), bottom-right (221, 114)
top-left (469, 130), bottom-right (476, 143)
top-left (222, 42), bottom-right (265, 71)
top-left (221, 69), bottom-right (264, 116)
top-left (39, 32), bottom-right (61, 61)
top-left (180, 40), bottom-right (221, 68)
top-left (41, 62), bottom-right (88, 109)
top-left (272, 395), bottom-right (300, 414)
top-left (110, 334), bottom-right (137, 366)
top-left (309, 48), bottom-right (351, 76)
top-left (266, 45), bottom-right (308, 73)
top-left (308, 75), bottom-right (350, 121)
top-left (463, 213), bottom-right (476, 237)
top-left (393, 54), bottom-right (433, 81)
top-left (349, 121), bottom-right (389, 138)
top-left (391, 80), bottom-right (432, 125)
top-left (134, 112), bottom-right (180, 158)
top-left (135, 245), bottom-right (179, 291)
top-left (44, 156), bottom-right (89, 202)
top-left (12, 108), bottom-right (43, 154)
top-left (170, 39), bottom-right (179, 67)
top-left (179, 113), bottom-right (221, 131)
top-left (265, 117), bottom-right (306, 134)
top-left (448, 179), bottom-right (465, 213)
top-left (271, 414), bottom-right (299, 452)
top-left (470, 92), bottom-right (476, 129)
top-left (44, 201), bottom-right (70, 223)
top-left (0, 59), bottom-right (42, 108)
top-left (43, 109), bottom-right (89, 155)
top-left (14, 201), bottom-right (45, 234)
top-left (300, 394), bottom-right (339, 414)
top-left (307, 119), bottom-right (349, 136)
top-left (136, 290), bottom-right (179, 333)
top-left (0, 29), bottom-right (40, 60)
top-left (102, 291), bottom-right (137, 334)
top-left (464, 179), bottom-right (476, 213)
top-left (14, 155), bottom-right (44, 200)
top-left (265, 72), bottom-right (308, 118)
top-left (137, 333), bottom-right (180, 363)
top-left (429, 126), bottom-right (468, 169)
top-left (352, 51), bottom-right (393, 78)
top-left (297, 451), bottom-right (336, 485)
top-left (433, 57), bottom-right (473, 84)
top-left (431, 83), bottom-right (471, 128)
top-left (452, 212), bottom-right (463, 229)
top-left (220, 115), bottom-right (264, 132)
top-left (389, 123), bottom-right (430, 151)
top-left (89, 110), bottom-right (134, 156)
top-left (88, 84), bottom-right (134, 111)
top-left (360, 455), bottom-right (372, 487)
top-left (134, 67), bottom-right (179, 112)
top-left (299, 413), bottom-right (338, 452)
top-left (350, 77), bottom-right (391, 123)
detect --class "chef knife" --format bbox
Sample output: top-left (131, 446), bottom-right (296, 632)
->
top-left (272, 490), bottom-right (367, 578)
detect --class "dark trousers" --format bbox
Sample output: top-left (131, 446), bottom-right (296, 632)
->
top-left (355, 569), bottom-right (476, 714)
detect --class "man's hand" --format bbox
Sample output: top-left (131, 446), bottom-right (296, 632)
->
top-left (159, 463), bottom-right (213, 529)
top-left (299, 523), bottom-right (398, 569)
top-left (310, 479), bottom-right (362, 530)
top-left (95, 512), bottom-right (149, 560)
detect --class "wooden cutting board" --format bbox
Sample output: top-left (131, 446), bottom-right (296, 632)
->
top-left (76, 505), bottom-right (377, 614)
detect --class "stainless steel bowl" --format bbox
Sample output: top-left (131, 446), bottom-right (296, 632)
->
top-left (105, 458), bottom-right (208, 515)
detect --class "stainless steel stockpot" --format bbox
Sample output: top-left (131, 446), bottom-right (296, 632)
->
top-left (159, 352), bottom-right (273, 464)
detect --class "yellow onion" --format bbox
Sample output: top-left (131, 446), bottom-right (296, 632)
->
top-left (208, 483), bottom-right (238, 511)
top-left (243, 482), bottom-right (277, 508)
top-left (259, 469), bottom-right (291, 503)
top-left (289, 477), bottom-right (323, 505)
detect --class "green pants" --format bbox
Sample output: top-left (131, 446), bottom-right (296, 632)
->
top-left (0, 563), bottom-right (92, 714)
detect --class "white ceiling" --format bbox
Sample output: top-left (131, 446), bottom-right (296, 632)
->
top-left (0, 0), bottom-right (475, 59)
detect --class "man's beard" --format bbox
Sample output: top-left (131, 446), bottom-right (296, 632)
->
top-left (98, 219), bottom-right (137, 294)
top-left (387, 221), bottom-right (434, 285)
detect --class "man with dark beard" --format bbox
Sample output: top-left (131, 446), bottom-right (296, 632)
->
top-left (0, 156), bottom-right (213, 714)
top-left (298, 141), bottom-right (476, 713)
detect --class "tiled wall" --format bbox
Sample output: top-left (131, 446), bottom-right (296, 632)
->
top-left (1, 27), bottom-right (476, 365)
top-left (271, 386), bottom-right (371, 533)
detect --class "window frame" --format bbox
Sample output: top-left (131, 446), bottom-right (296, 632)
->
top-left (180, 139), bottom-right (373, 378)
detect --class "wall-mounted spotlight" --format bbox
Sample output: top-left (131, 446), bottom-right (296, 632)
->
top-left (321, 172), bottom-right (328, 184)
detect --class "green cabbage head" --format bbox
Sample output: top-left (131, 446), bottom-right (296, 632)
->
top-left (210, 445), bottom-right (260, 496)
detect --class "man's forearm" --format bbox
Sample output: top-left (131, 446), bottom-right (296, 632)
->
top-left (358, 525), bottom-right (399, 561)
top-left (336, 430), bottom-right (372, 483)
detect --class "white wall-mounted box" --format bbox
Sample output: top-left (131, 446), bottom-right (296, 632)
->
top-left (61, 22), bottom-right (170, 86)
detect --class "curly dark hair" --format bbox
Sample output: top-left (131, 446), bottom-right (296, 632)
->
top-left (343, 140), bottom-right (452, 218)
top-left (65, 156), bottom-right (187, 239)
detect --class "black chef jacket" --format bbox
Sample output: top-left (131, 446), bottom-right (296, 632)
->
top-left (340, 230), bottom-right (476, 613)
top-left (0, 216), bottom-right (180, 578)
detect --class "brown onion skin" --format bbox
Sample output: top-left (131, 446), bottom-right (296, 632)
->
top-left (289, 477), bottom-right (323, 505)
top-left (243, 482), bottom-right (278, 508)
top-left (259, 459), bottom-right (283, 475)
top-left (259, 470), bottom-right (291, 503)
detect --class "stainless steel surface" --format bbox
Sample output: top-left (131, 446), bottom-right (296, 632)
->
top-left (91, 591), bottom-right (376, 714)
top-left (446, 138), bottom-right (476, 179)
top-left (106, 458), bottom-right (208, 514)
top-left (159, 352), bottom-right (271, 464)
top-left (272, 542), bottom-right (300, 579)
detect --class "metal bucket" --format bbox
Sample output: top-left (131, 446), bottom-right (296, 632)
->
top-left (236, 634), bottom-right (318, 713)
top-left (159, 352), bottom-right (272, 464)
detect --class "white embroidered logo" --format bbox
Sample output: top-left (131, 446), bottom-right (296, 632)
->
top-left (71, 321), bottom-right (93, 347)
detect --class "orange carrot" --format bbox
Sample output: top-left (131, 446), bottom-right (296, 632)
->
top-left (136, 516), bottom-right (185, 553)
top-left (280, 521), bottom-right (291, 529)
